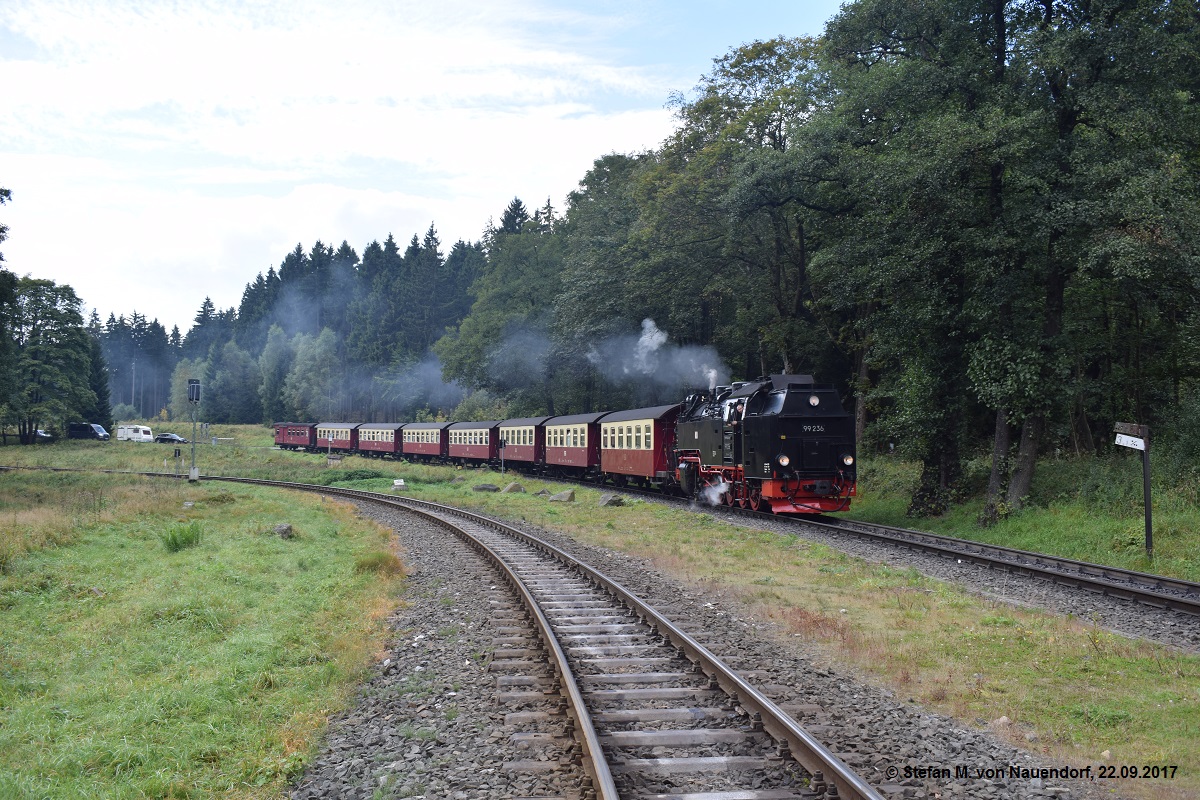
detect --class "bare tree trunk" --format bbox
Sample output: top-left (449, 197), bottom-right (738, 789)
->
top-left (854, 352), bottom-right (869, 447)
top-left (979, 409), bottom-right (1012, 526)
top-left (1072, 403), bottom-right (1095, 454)
top-left (1006, 414), bottom-right (1044, 511)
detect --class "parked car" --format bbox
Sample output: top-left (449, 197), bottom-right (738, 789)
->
top-left (68, 422), bottom-right (110, 440)
top-left (36, 429), bottom-right (54, 442)
top-left (154, 432), bottom-right (189, 444)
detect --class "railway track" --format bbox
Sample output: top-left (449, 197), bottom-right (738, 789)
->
top-left (5, 461), bottom-right (1196, 618)
top-left (805, 516), bottom-right (1200, 617)
top-left (220, 477), bottom-right (885, 800)
top-left (5, 462), bottom-right (1196, 620)
top-left (568, 475), bottom-right (1200, 619)
top-left (4, 464), bottom-right (1155, 796)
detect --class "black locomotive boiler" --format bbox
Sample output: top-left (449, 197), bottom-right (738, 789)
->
top-left (674, 374), bottom-right (856, 513)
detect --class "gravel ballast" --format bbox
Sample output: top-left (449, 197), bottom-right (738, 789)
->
top-left (290, 498), bottom-right (1134, 800)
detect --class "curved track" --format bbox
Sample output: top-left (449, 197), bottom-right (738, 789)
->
top-left (559, 472), bottom-right (1200, 618)
top-left (806, 516), bottom-right (1200, 617)
top-left (5, 462), bottom-right (1195, 617)
top-left (218, 475), bottom-right (884, 800)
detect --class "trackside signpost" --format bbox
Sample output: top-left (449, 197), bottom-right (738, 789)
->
top-left (1114, 422), bottom-right (1152, 560)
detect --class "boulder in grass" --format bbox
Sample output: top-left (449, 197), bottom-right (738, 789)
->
top-left (549, 489), bottom-right (575, 503)
top-left (501, 482), bottom-right (526, 494)
top-left (274, 523), bottom-right (294, 539)
top-left (598, 493), bottom-right (624, 507)
top-left (533, 489), bottom-right (551, 497)
top-left (473, 484), bottom-right (500, 492)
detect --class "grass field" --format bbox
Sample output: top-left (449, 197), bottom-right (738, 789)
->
top-left (2, 426), bottom-right (1197, 799)
top-left (0, 460), bottom-right (405, 798)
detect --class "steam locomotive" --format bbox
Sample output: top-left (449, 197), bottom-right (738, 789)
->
top-left (274, 373), bottom-right (856, 514)
top-left (675, 374), bottom-right (856, 513)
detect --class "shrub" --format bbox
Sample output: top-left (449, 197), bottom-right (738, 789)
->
top-left (160, 521), bottom-right (203, 552)
top-left (353, 551), bottom-right (405, 577)
top-left (316, 469), bottom-right (388, 486)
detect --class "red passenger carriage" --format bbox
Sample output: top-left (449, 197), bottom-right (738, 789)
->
top-left (599, 405), bottom-right (680, 487)
top-left (447, 421), bottom-right (501, 466)
top-left (316, 422), bottom-right (360, 453)
top-left (497, 417), bottom-right (553, 471)
top-left (402, 422), bottom-right (450, 462)
top-left (543, 412), bottom-right (610, 479)
top-left (273, 422), bottom-right (317, 451)
top-left (356, 422), bottom-right (405, 458)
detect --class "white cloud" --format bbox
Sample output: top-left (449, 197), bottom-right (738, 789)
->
top-left (1, 0), bottom-right (838, 332)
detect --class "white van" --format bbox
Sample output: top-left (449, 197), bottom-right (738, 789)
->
top-left (117, 425), bottom-right (154, 442)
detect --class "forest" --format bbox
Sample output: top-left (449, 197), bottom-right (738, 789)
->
top-left (1, 0), bottom-right (1197, 520)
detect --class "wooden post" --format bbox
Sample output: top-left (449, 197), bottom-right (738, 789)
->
top-left (1114, 423), bottom-right (1152, 560)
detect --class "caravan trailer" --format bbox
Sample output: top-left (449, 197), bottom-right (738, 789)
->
top-left (117, 425), bottom-right (154, 442)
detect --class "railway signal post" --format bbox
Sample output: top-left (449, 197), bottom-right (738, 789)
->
top-left (1114, 422), bottom-right (1152, 560)
top-left (188, 379), bottom-right (201, 482)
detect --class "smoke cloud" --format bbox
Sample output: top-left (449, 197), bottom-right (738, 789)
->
top-left (587, 319), bottom-right (728, 402)
top-left (377, 354), bottom-right (466, 415)
top-left (487, 326), bottom-right (552, 391)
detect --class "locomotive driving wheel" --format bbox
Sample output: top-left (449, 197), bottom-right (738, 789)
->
top-left (747, 487), bottom-right (769, 513)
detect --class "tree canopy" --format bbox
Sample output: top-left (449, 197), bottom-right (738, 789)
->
top-left (5, 0), bottom-right (1198, 520)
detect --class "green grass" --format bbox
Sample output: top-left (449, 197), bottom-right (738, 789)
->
top-left (0, 471), bottom-right (404, 799)
top-left (159, 520), bottom-right (203, 552)
top-left (848, 454), bottom-right (1200, 581)
top-left (4, 426), bottom-right (1200, 799)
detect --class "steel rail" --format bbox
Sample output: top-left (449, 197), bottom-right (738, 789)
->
top-left (210, 476), bottom-right (622, 800)
top-left (807, 516), bottom-right (1200, 617)
top-left (234, 479), bottom-right (885, 800)
top-left (532, 467), bottom-right (1200, 617)
top-left (174, 474), bottom-right (882, 799)
top-left (4, 464), bottom-right (1196, 616)
top-left (400, 499), bottom-right (619, 799)
top-left (395, 496), bottom-right (884, 800)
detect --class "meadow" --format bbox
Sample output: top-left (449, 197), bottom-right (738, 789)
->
top-left (1, 427), bottom-right (1196, 799)
top-left (0, 443), bottom-right (404, 798)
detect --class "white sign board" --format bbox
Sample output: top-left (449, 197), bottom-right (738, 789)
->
top-left (1115, 434), bottom-right (1146, 451)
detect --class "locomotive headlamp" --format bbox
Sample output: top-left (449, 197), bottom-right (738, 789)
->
top-left (777, 454), bottom-right (791, 467)
top-left (842, 454), bottom-right (855, 466)
top-left (808, 394), bottom-right (820, 406)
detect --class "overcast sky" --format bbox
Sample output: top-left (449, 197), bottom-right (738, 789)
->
top-left (2, 0), bottom-right (844, 335)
